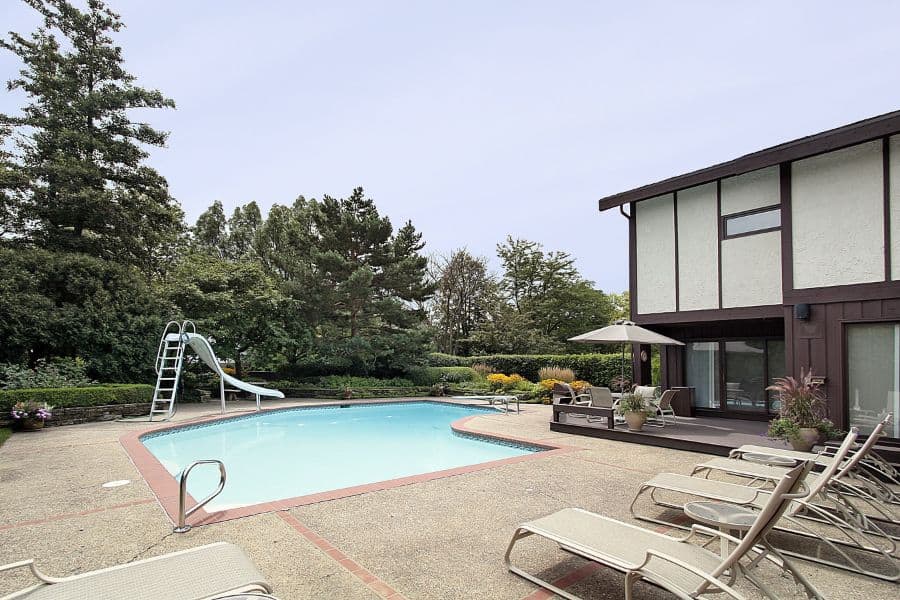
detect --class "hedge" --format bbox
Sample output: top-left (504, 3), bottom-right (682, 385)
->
top-left (0, 384), bottom-right (154, 413)
top-left (427, 353), bottom-right (631, 387)
top-left (406, 366), bottom-right (476, 386)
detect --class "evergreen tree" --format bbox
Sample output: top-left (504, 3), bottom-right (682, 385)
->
top-left (1, 0), bottom-right (183, 271)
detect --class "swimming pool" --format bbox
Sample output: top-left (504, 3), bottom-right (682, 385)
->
top-left (141, 401), bottom-right (540, 511)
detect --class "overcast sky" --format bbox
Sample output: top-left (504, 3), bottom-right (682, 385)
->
top-left (2, 1), bottom-right (899, 292)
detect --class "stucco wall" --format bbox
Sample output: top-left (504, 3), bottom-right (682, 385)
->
top-left (890, 136), bottom-right (900, 280)
top-left (791, 140), bottom-right (885, 289)
top-left (636, 194), bottom-right (676, 314)
top-left (676, 183), bottom-right (719, 310)
top-left (720, 166), bottom-right (780, 215)
top-left (721, 231), bottom-right (782, 307)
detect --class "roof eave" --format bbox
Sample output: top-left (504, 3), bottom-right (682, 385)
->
top-left (598, 109), bottom-right (900, 211)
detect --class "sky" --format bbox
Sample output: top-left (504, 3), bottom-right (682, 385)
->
top-left (2, 1), bottom-right (900, 292)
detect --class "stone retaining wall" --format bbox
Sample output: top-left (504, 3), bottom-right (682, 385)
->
top-left (2, 402), bottom-right (151, 428)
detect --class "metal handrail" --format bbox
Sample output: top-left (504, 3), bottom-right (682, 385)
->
top-left (174, 459), bottom-right (226, 533)
top-left (155, 320), bottom-right (183, 374)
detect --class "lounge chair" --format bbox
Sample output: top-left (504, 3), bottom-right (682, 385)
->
top-left (0, 542), bottom-right (273, 600)
top-left (631, 428), bottom-right (900, 581)
top-left (646, 389), bottom-right (677, 427)
top-left (506, 461), bottom-right (823, 600)
top-left (695, 417), bottom-right (900, 521)
top-left (730, 414), bottom-right (899, 506)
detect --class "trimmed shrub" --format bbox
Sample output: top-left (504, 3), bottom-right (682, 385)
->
top-left (406, 367), bottom-right (475, 386)
top-left (0, 384), bottom-right (154, 413)
top-left (316, 375), bottom-right (416, 389)
top-left (427, 353), bottom-right (630, 387)
top-left (425, 353), bottom-right (468, 367)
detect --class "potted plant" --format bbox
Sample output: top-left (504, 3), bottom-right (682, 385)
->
top-left (616, 393), bottom-right (651, 431)
top-left (766, 369), bottom-right (827, 452)
top-left (10, 401), bottom-right (53, 431)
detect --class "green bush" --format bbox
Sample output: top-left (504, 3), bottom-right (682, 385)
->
top-left (425, 353), bottom-right (468, 367)
top-left (0, 384), bottom-right (154, 413)
top-left (426, 353), bottom-right (630, 387)
top-left (0, 358), bottom-right (95, 390)
top-left (315, 375), bottom-right (416, 389)
top-left (406, 367), bottom-right (475, 386)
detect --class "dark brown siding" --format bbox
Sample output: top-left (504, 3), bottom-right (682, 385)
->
top-left (785, 299), bottom-right (900, 430)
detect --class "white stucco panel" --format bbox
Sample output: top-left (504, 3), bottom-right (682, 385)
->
top-left (721, 166), bottom-right (780, 215)
top-left (636, 194), bottom-right (676, 314)
top-left (676, 183), bottom-right (719, 310)
top-left (721, 231), bottom-right (782, 307)
top-left (890, 136), bottom-right (900, 280)
top-left (792, 140), bottom-right (884, 289)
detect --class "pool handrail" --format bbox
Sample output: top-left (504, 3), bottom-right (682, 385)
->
top-left (174, 459), bottom-right (227, 533)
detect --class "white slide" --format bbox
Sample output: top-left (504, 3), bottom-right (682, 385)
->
top-left (184, 333), bottom-right (285, 411)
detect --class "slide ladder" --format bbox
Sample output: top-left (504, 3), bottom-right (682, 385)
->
top-left (150, 320), bottom-right (193, 421)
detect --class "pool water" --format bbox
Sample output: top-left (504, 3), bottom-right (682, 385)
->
top-left (142, 402), bottom-right (537, 510)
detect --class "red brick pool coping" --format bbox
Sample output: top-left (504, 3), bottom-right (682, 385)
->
top-left (119, 401), bottom-right (577, 528)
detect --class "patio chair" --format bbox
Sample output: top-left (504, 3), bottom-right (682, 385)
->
top-left (631, 385), bottom-right (658, 402)
top-left (553, 382), bottom-right (592, 406)
top-left (0, 542), bottom-right (273, 600)
top-left (646, 389), bottom-right (677, 426)
top-left (506, 461), bottom-right (824, 600)
top-left (630, 428), bottom-right (900, 581)
top-left (586, 386), bottom-right (624, 425)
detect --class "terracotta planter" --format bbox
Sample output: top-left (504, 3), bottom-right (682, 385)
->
top-left (624, 411), bottom-right (647, 432)
top-left (790, 427), bottom-right (819, 452)
top-left (15, 418), bottom-right (45, 432)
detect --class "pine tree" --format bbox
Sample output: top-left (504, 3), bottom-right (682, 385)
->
top-left (1, 0), bottom-right (183, 271)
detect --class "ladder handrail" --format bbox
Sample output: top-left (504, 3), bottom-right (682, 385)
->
top-left (155, 320), bottom-right (183, 375)
top-left (174, 459), bottom-right (226, 533)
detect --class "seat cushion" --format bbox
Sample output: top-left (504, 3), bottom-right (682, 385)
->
top-left (643, 473), bottom-right (767, 507)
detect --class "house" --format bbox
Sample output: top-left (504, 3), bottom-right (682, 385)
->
top-left (599, 111), bottom-right (900, 440)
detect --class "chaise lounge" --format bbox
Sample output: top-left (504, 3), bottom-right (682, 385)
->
top-left (0, 542), bottom-right (274, 600)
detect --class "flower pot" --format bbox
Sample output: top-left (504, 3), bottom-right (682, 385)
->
top-left (623, 411), bottom-right (646, 432)
top-left (16, 418), bottom-right (45, 432)
top-left (790, 427), bottom-right (819, 452)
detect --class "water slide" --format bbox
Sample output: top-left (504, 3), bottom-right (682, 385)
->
top-left (152, 321), bottom-right (285, 420)
top-left (184, 333), bottom-right (285, 410)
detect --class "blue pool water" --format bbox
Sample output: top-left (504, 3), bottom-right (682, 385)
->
top-left (142, 402), bottom-right (537, 510)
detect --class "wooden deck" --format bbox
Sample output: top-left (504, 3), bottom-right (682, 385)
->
top-left (550, 410), bottom-right (785, 456)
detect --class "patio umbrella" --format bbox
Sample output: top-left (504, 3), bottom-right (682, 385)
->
top-left (568, 320), bottom-right (684, 389)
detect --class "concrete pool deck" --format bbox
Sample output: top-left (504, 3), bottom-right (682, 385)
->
top-left (0, 398), bottom-right (896, 599)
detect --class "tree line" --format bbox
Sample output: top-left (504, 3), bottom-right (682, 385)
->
top-left (0, 0), bottom-right (626, 382)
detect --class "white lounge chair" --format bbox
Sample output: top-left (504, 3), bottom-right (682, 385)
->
top-left (646, 389), bottom-right (678, 426)
top-left (0, 542), bottom-right (273, 600)
top-left (631, 428), bottom-right (900, 581)
top-left (506, 461), bottom-right (822, 600)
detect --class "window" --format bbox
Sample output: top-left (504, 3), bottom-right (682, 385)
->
top-left (724, 207), bottom-right (781, 237)
top-left (724, 341), bottom-right (767, 412)
top-left (847, 323), bottom-right (900, 438)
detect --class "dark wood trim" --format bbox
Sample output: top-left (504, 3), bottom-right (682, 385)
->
top-left (598, 110), bottom-right (900, 210)
top-left (548, 421), bottom-right (734, 456)
top-left (720, 203), bottom-right (783, 221)
top-left (884, 136), bottom-right (892, 281)
top-left (716, 180), bottom-right (723, 309)
top-left (633, 304), bottom-right (784, 325)
top-left (628, 201), bottom-right (637, 318)
top-left (673, 190), bottom-right (680, 313)
top-left (783, 279), bottom-right (900, 305)
top-left (780, 163), bottom-right (793, 296)
top-left (723, 225), bottom-right (782, 241)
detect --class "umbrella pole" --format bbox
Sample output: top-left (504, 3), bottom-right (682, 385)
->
top-left (621, 343), bottom-right (626, 391)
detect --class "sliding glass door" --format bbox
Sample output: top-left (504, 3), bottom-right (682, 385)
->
top-left (847, 322), bottom-right (900, 438)
top-left (685, 338), bottom-right (784, 417)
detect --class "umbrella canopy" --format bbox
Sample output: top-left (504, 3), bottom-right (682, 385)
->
top-left (568, 320), bottom-right (684, 390)
top-left (568, 320), bottom-right (685, 346)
